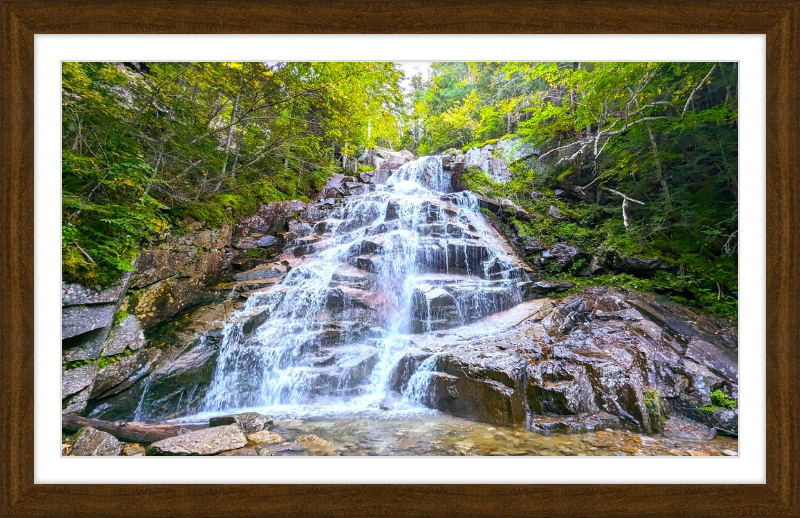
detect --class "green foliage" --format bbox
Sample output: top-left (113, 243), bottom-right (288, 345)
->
top-left (63, 358), bottom-right (95, 370)
top-left (710, 390), bottom-right (738, 410)
top-left (406, 61), bottom-right (737, 318)
top-left (63, 62), bottom-right (403, 287)
top-left (113, 310), bottom-right (129, 326)
top-left (96, 348), bottom-right (136, 369)
top-left (63, 347), bottom-right (137, 371)
top-left (461, 167), bottom-right (503, 197)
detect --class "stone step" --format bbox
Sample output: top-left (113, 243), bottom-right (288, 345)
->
top-left (232, 263), bottom-right (287, 282)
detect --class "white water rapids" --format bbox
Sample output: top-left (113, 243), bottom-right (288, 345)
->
top-left (196, 156), bottom-right (527, 418)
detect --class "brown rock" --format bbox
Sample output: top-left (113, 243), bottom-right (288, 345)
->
top-left (247, 430), bottom-right (283, 445)
top-left (70, 427), bottom-right (122, 456)
top-left (146, 424), bottom-right (247, 456)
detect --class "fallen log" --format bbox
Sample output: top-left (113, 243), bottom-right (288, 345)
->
top-left (62, 415), bottom-right (209, 444)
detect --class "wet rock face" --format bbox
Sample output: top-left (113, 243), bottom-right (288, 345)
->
top-left (146, 424), bottom-right (247, 455)
top-left (69, 427), bottom-right (122, 456)
top-left (422, 363), bottom-right (528, 427)
top-left (90, 348), bottom-right (162, 400)
top-left (529, 289), bottom-right (737, 433)
top-left (87, 334), bottom-right (220, 422)
top-left (391, 288), bottom-right (736, 435)
top-left (691, 408), bottom-right (738, 437)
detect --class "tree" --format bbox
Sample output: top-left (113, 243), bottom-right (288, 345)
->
top-left (62, 61), bottom-right (404, 286)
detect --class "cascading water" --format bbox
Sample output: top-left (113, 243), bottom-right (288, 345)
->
top-left (199, 155), bottom-right (529, 417)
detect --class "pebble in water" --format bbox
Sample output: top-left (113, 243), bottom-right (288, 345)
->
top-left (255, 413), bottom-right (738, 457)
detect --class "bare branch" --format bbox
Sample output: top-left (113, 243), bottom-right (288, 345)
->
top-left (537, 138), bottom-right (590, 160)
top-left (75, 244), bottom-right (96, 265)
top-left (682, 64), bottom-right (716, 117)
top-left (604, 116), bottom-right (669, 137)
top-left (603, 188), bottom-right (645, 229)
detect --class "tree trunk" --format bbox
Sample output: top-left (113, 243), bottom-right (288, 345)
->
top-left (215, 66), bottom-right (244, 193)
top-left (646, 122), bottom-right (671, 210)
top-left (62, 415), bottom-right (209, 444)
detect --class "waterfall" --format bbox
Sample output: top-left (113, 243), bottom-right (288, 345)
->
top-left (199, 155), bottom-right (528, 416)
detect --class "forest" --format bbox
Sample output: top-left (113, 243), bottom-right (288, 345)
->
top-left (60, 61), bottom-right (740, 458)
top-left (62, 61), bottom-right (737, 317)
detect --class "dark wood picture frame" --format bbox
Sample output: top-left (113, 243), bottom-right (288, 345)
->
top-left (1, 1), bottom-right (798, 516)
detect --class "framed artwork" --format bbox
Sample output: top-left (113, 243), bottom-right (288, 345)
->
top-left (2, 1), bottom-right (798, 517)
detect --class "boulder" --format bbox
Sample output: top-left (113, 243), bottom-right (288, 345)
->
top-left (518, 279), bottom-right (574, 299)
top-left (363, 147), bottom-right (414, 170)
top-left (548, 205), bottom-right (573, 221)
top-left (62, 274), bottom-right (131, 306)
top-left (69, 427), bottom-right (122, 456)
top-left (216, 447), bottom-right (261, 456)
top-left (234, 200), bottom-right (307, 239)
top-left (62, 363), bottom-right (98, 397)
top-left (209, 412), bottom-right (273, 434)
top-left (321, 173), bottom-right (348, 198)
top-left (453, 138), bottom-right (538, 184)
top-left (62, 304), bottom-right (116, 340)
top-left (538, 243), bottom-right (588, 272)
top-left (499, 199), bottom-right (531, 220)
top-left (294, 434), bottom-right (335, 454)
top-left (254, 235), bottom-right (278, 248)
top-left (344, 182), bottom-right (370, 196)
top-left (591, 248), bottom-right (668, 277)
top-left (424, 371), bottom-right (526, 427)
top-left (102, 315), bottom-right (147, 356)
top-left (146, 424), bottom-right (247, 455)
top-left (121, 443), bottom-right (147, 456)
top-left (513, 235), bottom-right (548, 255)
top-left (62, 385), bottom-right (93, 416)
top-left (359, 168), bottom-right (392, 185)
top-left (62, 326), bottom-right (110, 362)
top-left (403, 351), bottom-right (528, 427)
top-left (247, 430), bottom-right (283, 445)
